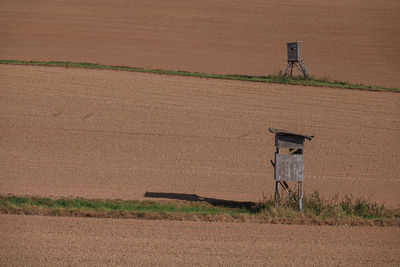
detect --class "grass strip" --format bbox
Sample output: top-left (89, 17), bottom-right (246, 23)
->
top-left (1, 59), bottom-right (398, 92)
top-left (0, 196), bottom-right (249, 216)
top-left (1, 193), bottom-right (399, 226)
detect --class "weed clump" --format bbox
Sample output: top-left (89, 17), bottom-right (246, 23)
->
top-left (252, 191), bottom-right (397, 222)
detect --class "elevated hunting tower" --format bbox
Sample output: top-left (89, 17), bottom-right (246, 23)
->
top-left (284, 41), bottom-right (311, 79)
top-left (269, 128), bottom-right (314, 210)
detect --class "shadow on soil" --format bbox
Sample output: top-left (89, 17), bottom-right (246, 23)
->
top-left (144, 192), bottom-right (256, 211)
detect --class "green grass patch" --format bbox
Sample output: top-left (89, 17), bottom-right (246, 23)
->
top-left (304, 192), bottom-right (395, 220)
top-left (1, 59), bottom-right (398, 92)
top-left (0, 196), bottom-right (250, 216)
top-left (1, 193), bottom-right (398, 226)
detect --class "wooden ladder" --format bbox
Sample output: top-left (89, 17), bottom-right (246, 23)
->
top-left (299, 60), bottom-right (311, 78)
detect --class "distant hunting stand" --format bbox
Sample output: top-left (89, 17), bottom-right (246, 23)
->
top-left (269, 128), bottom-right (314, 210)
top-left (284, 41), bottom-right (311, 79)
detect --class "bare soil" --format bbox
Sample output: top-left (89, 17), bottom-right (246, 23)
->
top-left (1, 1), bottom-right (399, 265)
top-left (1, 64), bottom-right (399, 208)
top-left (1, 0), bottom-right (399, 88)
top-left (0, 214), bottom-right (398, 266)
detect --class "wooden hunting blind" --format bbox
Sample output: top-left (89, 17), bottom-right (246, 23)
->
top-left (269, 128), bottom-right (314, 210)
top-left (287, 42), bottom-right (302, 62)
top-left (284, 41), bottom-right (311, 79)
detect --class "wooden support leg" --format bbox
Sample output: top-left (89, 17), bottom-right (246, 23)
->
top-left (299, 182), bottom-right (303, 211)
top-left (275, 181), bottom-right (280, 207)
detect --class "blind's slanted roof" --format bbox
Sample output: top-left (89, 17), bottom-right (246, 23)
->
top-left (268, 128), bottom-right (314, 141)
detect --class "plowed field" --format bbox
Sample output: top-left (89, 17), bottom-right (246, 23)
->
top-left (1, 215), bottom-right (399, 266)
top-left (1, 0), bottom-right (399, 88)
top-left (1, 65), bottom-right (399, 207)
top-left (1, 1), bottom-right (400, 264)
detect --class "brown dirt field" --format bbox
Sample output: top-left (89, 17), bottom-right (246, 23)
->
top-left (0, 214), bottom-right (399, 266)
top-left (1, 64), bottom-right (399, 208)
top-left (1, 0), bottom-right (399, 88)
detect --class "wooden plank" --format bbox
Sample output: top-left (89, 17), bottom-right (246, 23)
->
top-left (274, 154), bottom-right (304, 181)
